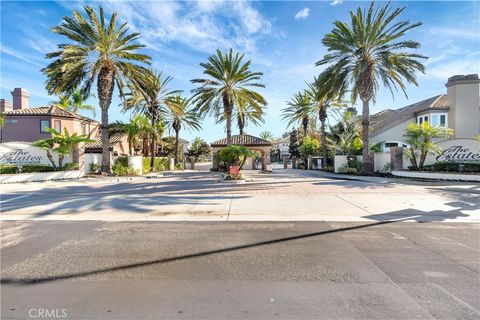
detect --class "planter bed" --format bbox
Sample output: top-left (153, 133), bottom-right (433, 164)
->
top-left (0, 170), bottom-right (84, 184)
top-left (392, 170), bottom-right (480, 182)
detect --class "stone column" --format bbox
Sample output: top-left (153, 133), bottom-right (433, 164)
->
top-left (262, 153), bottom-right (267, 171)
top-left (283, 155), bottom-right (288, 169)
top-left (390, 147), bottom-right (404, 171)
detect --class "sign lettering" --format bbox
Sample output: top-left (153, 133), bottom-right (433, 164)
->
top-left (0, 150), bottom-right (43, 165)
top-left (436, 146), bottom-right (480, 162)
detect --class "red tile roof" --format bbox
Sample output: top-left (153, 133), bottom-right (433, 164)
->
top-left (3, 105), bottom-right (96, 122)
top-left (211, 134), bottom-right (272, 146)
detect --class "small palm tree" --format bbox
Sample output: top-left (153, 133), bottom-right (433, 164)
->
top-left (109, 114), bottom-right (154, 156)
top-left (123, 69), bottom-right (180, 169)
top-left (32, 138), bottom-right (56, 169)
top-left (54, 128), bottom-right (95, 168)
top-left (165, 96), bottom-right (202, 164)
top-left (191, 49), bottom-right (266, 146)
top-left (259, 131), bottom-right (274, 141)
top-left (315, 1), bottom-right (426, 173)
top-left (52, 90), bottom-right (96, 117)
top-left (306, 79), bottom-right (345, 165)
top-left (43, 6), bottom-right (151, 173)
top-left (404, 122), bottom-right (453, 170)
top-left (282, 91), bottom-right (312, 137)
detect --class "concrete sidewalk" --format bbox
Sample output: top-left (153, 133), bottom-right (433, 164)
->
top-left (1, 170), bottom-right (478, 223)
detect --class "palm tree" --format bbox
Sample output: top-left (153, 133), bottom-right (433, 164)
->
top-left (165, 96), bottom-right (202, 164)
top-left (306, 79), bottom-right (345, 166)
top-left (191, 49), bottom-right (266, 146)
top-left (53, 128), bottom-right (95, 168)
top-left (123, 69), bottom-right (179, 170)
top-left (109, 114), bottom-right (155, 156)
top-left (404, 122), bottom-right (453, 170)
top-left (259, 131), bottom-right (273, 141)
top-left (52, 90), bottom-right (96, 117)
top-left (282, 91), bottom-right (312, 137)
top-left (315, 1), bottom-right (426, 173)
top-left (43, 6), bottom-right (151, 173)
top-left (32, 138), bottom-right (56, 169)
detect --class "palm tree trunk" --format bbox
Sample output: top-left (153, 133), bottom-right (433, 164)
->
top-left (97, 67), bottom-right (115, 174)
top-left (59, 155), bottom-right (64, 168)
top-left (238, 114), bottom-right (245, 135)
top-left (419, 151), bottom-right (428, 170)
top-left (150, 111), bottom-right (156, 172)
top-left (46, 150), bottom-right (56, 169)
top-left (224, 94), bottom-right (232, 146)
top-left (409, 147), bottom-right (419, 170)
top-left (319, 106), bottom-right (327, 169)
top-left (174, 129), bottom-right (180, 165)
top-left (361, 99), bottom-right (373, 174)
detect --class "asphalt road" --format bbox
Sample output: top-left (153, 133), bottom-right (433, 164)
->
top-left (1, 221), bottom-right (479, 319)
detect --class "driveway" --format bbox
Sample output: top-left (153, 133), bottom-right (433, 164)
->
top-left (0, 169), bottom-right (478, 222)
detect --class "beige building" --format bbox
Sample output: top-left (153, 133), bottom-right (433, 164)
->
top-left (369, 74), bottom-right (480, 150)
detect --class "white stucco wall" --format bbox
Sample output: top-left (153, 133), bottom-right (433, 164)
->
top-left (0, 141), bottom-right (72, 167)
top-left (370, 119), bottom-right (415, 147)
top-left (447, 80), bottom-right (480, 138)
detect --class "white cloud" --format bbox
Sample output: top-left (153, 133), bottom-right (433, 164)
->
top-left (0, 45), bottom-right (44, 68)
top-left (426, 57), bottom-right (480, 80)
top-left (294, 7), bottom-right (310, 20)
top-left (95, 0), bottom-right (273, 55)
top-left (330, 0), bottom-right (343, 6)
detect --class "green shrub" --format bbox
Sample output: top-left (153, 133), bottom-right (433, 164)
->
top-left (62, 162), bottom-right (79, 171)
top-left (112, 157), bottom-right (138, 176)
top-left (89, 162), bottom-right (101, 174)
top-left (0, 164), bottom-right (55, 174)
top-left (142, 157), bottom-right (168, 174)
top-left (347, 159), bottom-right (362, 171)
top-left (419, 162), bottom-right (480, 173)
top-left (338, 167), bottom-right (358, 174)
top-left (175, 162), bottom-right (183, 170)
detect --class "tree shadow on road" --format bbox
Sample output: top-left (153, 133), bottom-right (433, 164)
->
top-left (1, 200), bottom-right (477, 286)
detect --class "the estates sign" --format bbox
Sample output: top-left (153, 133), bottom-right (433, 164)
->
top-left (0, 142), bottom-right (71, 166)
top-left (424, 138), bottom-right (480, 165)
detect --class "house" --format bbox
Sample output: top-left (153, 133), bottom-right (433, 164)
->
top-left (275, 136), bottom-right (290, 159)
top-left (369, 74), bottom-right (480, 150)
top-left (1, 88), bottom-right (100, 142)
top-left (210, 134), bottom-right (272, 171)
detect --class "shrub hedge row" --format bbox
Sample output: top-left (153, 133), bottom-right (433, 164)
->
top-left (142, 157), bottom-right (168, 174)
top-left (0, 163), bottom-right (79, 174)
top-left (419, 162), bottom-right (480, 173)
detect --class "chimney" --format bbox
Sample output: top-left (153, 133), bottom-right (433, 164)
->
top-left (445, 74), bottom-right (480, 138)
top-left (0, 99), bottom-right (12, 112)
top-left (11, 88), bottom-right (30, 110)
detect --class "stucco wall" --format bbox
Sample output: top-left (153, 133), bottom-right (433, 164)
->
top-left (447, 81), bottom-right (480, 138)
top-left (370, 118), bottom-right (415, 146)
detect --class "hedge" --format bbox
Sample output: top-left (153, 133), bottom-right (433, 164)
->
top-left (419, 162), bottom-right (480, 173)
top-left (0, 163), bottom-right (80, 175)
top-left (142, 157), bottom-right (168, 174)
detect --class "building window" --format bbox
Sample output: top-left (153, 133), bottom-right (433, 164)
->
top-left (54, 120), bottom-right (61, 132)
top-left (417, 113), bottom-right (447, 127)
top-left (40, 120), bottom-right (50, 133)
top-left (6, 119), bottom-right (18, 124)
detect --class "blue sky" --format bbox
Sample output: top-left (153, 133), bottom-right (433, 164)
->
top-left (1, 0), bottom-right (479, 142)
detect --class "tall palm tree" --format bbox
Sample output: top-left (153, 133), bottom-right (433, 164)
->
top-left (43, 6), bottom-right (151, 173)
top-left (281, 91), bottom-right (312, 137)
top-left (315, 1), bottom-right (426, 173)
top-left (306, 79), bottom-right (345, 166)
top-left (191, 49), bottom-right (266, 146)
top-left (165, 96), bottom-right (202, 164)
top-left (123, 69), bottom-right (179, 170)
top-left (217, 99), bottom-right (265, 135)
top-left (52, 89), bottom-right (96, 117)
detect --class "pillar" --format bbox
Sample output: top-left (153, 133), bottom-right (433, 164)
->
top-left (390, 147), bottom-right (404, 171)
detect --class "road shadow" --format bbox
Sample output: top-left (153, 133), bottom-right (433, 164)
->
top-left (1, 200), bottom-right (476, 286)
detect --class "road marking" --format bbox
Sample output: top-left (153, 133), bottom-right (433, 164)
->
top-left (0, 194), bottom-right (30, 204)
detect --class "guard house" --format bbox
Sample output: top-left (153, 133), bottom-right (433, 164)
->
top-left (211, 134), bottom-right (272, 171)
